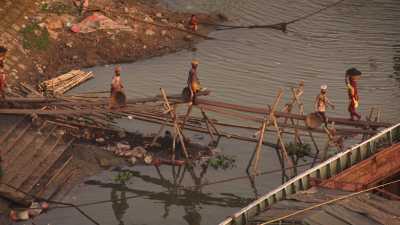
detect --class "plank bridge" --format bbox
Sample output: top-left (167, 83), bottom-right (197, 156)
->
top-left (0, 82), bottom-right (394, 207)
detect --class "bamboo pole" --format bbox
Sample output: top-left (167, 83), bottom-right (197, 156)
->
top-left (199, 107), bottom-right (221, 136)
top-left (180, 104), bottom-right (193, 130)
top-left (150, 119), bottom-right (168, 147)
top-left (160, 88), bottom-right (189, 160)
top-left (196, 98), bottom-right (390, 128)
top-left (309, 131), bottom-right (321, 167)
top-left (203, 115), bottom-right (216, 143)
top-left (250, 89), bottom-right (284, 175)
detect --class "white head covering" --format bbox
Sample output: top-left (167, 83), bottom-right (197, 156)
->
top-left (320, 84), bottom-right (328, 90)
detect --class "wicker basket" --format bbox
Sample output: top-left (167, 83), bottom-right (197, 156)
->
top-left (305, 112), bottom-right (322, 129)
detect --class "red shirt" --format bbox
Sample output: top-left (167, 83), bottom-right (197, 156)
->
top-left (190, 17), bottom-right (198, 26)
top-left (348, 79), bottom-right (358, 100)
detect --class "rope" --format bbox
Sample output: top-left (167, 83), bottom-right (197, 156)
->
top-left (207, 0), bottom-right (347, 32)
top-left (0, 183), bottom-right (101, 225)
top-left (260, 178), bottom-right (400, 225)
top-left (5, 161), bottom-right (318, 212)
top-left (286, 0), bottom-right (346, 25)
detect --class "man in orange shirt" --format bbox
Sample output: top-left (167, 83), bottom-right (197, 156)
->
top-left (187, 60), bottom-right (201, 104)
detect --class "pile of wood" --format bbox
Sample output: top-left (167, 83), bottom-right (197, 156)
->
top-left (39, 70), bottom-right (94, 95)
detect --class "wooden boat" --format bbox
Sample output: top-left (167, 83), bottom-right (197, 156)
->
top-left (219, 123), bottom-right (400, 225)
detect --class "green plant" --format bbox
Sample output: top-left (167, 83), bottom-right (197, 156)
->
top-left (286, 142), bottom-right (312, 162)
top-left (40, 1), bottom-right (75, 15)
top-left (206, 155), bottom-right (236, 170)
top-left (114, 171), bottom-right (134, 184)
top-left (21, 22), bottom-right (50, 50)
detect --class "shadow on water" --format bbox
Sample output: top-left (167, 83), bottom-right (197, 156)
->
top-left (393, 44), bottom-right (400, 84)
top-left (111, 184), bottom-right (129, 225)
top-left (84, 165), bottom-right (254, 225)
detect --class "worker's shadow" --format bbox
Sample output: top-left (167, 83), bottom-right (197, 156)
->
top-left (111, 185), bottom-right (129, 225)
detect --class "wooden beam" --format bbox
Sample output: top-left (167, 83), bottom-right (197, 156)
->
top-left (196, 98), bottom-right (391, 128)
top-left (200, 105), bottom-right (377, 135)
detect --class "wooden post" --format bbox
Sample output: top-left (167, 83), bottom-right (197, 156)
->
top-left (322, 122), bottom-right (343, 159)
top-left (160, 88), bottom-right (189, 160)
top-left (308, 131), bottom-right (321, 167)
top-left (362, 107), bottom-right (375, 141)
top-left (272, 116), bottom-right (294, 173)
top-left (200, 107), bottom-right (221, 136)
top-left (251, 119), bottom-right (269, 175)
top-left (150, 119), bottom-right (168, 147)
top-left (203, 115), bottom-right (216, 143)
top-left (180, 104), bottom-right (193, 130)
top-left (250, 89), bottom-right (284, 176)
top-left (247, 175), bottom-right (259, 199)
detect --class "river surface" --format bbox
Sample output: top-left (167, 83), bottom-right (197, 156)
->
top-left (31, 0), bottom-right (400, 225)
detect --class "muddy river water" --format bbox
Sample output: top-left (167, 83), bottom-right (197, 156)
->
top-left (30, 0), bottom-right (400, 224)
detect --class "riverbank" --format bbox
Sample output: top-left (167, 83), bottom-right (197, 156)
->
top-left (0, 0), bottom-right (219, 86)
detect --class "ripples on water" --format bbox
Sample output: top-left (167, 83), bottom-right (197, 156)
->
top-left (38, 1), bottom-right (400, 225)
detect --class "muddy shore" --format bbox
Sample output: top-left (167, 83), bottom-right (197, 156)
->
top-left (0, 0), bottom-right (219, 86)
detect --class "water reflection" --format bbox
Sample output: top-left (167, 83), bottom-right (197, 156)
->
top-left (393, 44), bottom-right (400, 83)
top-left (111, 185), bottom-right (129, 225)
top-left (85, 165), bottom-right (253, 225)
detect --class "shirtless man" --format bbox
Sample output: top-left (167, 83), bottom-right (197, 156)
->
top-left (314, 85), bottom-right (335, 127)
top-left (187, 60), bottom-right (201, 104)
top-left (0, 67), bottom-right (6, 99)
top-left (0, 46), bottom-right (8, 99)
top-left (110, 65), bottom-right (124, 109)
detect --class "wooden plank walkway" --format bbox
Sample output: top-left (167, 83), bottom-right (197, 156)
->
top-left (247, 187), bottom-right (400, 225)
top-left (0, 118), bottom-right (76, 206)
top-left (196, 98), bottom-right (391, 128)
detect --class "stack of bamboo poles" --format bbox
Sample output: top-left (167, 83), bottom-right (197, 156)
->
top-left (39, 70), bottom-right (94, 95)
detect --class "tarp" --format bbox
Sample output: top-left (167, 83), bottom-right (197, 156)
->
top-left (71, 13), bottom-right (132, 33)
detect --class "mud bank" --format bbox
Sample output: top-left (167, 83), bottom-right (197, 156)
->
top-left (0, 0), bottom-right (219, 86)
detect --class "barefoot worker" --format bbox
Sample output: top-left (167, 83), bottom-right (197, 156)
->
top-left (314, 85), bottom-right (335, 127)
top-left (189, 14), bottom-right (199, 32)
top-left (0, 46), bottom-right (7, 68)
top-left (345, 67), bottom-right (362, 120)
top-left (110, 65), bottom-right (126, 109)
top-left (0, 67), bottom-right (7, 99)
top-left (0, 46), bottom-right (8, 99)
top-left (187, 60), bottom-right (201, 104)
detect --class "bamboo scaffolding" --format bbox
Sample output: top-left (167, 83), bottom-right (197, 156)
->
top-left (160, 88), bottom-right (189, 160)
top-left (196, 98), bottom-right (390, 128)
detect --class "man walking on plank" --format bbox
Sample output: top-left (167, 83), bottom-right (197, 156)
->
top-left (0, 46), bottom-right (8, 99)
top-left (0, 67), bottom-right (7, 99)
top-left (187, 60), bottom-right (201, 105)
top-left (110, 65), bottom-right (126, 109)
top-left (314, 84), bottom-right (335, 127)
top-left (345, 67), bottom-right (362, 121)
top-left (189, 14), bottom-right (199, 32)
